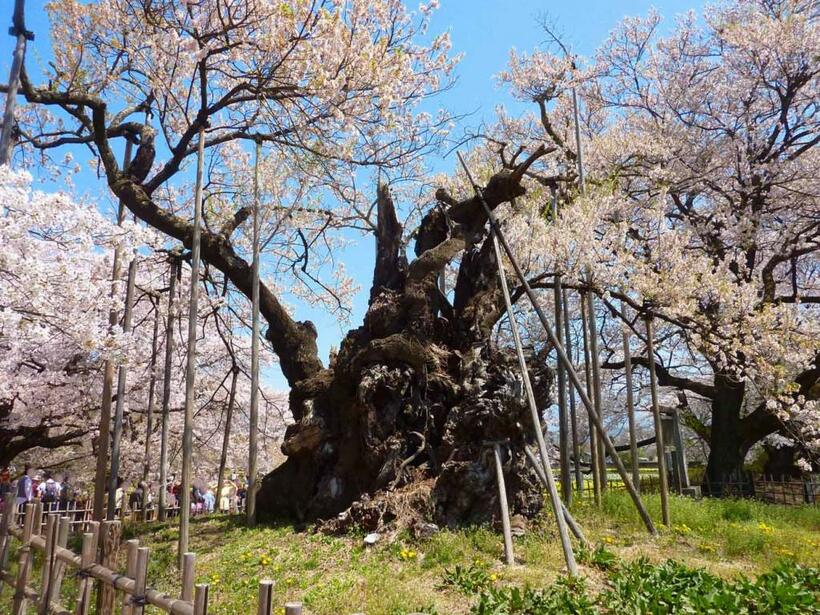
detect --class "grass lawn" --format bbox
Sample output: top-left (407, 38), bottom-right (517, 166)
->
top-left (2, 492), bottom-right (818, 614)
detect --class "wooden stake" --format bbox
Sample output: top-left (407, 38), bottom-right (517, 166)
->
top-left (74, 523), bottom-right (99, 615)
top-left (122, 540), bottom-right (139, 615)
top-left (46, 516), bottom-right (70, 608)
top-left (132, 547), bottom-right (149, 615)
top-left (645, 316), bottom-right (671, 526)
top-left (457, 152), bottom-right (656, 535)
top-left (180, 552), bottom-right (195, 602)
top-left (94, 141), bottom-right (133, 521)
top-left (457, 152), bottom-right (579, 575)
top-left (37, 513), bottom-right (57, 614)
top-left (257, 580), bottom-right (274, 615)
top-left (0, 0), bottom-right (31, 166)
top-left (284, 603), bottom-right (302, 615)
top-left (11, 503), bottom-right (35, 615)
top-left (562, 290), bottom-right (583, 493)
top-left (193, 584), bottom-right (209, 615)
top-left (180, 127), bottom-right (206, 564)
top-left (492, 444), bottom-right (515, 565)
top-left (158, 256), bottom-right (179, 521)
top-left (108, 258), bottom-right (139, 519)
top-left (248, 141), bottom-right (262, 527)
top-left (96, 520), bottom-right (121, 615)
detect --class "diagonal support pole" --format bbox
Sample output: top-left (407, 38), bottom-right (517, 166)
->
top-left (457, 153), bottom-right (578, 575)
top-left (456, 151), bottom-right (657, 536)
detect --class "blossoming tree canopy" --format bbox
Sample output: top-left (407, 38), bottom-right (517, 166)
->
top-left (0, 168), bottom-right (286, 476)
top-left (487, 0), bottom-right (819, 477)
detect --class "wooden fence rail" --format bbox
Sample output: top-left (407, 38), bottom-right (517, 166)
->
top-left (0, 493), bottom-right (317, 615)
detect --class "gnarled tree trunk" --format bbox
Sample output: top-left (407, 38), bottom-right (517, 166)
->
top-left (258, 155), bottom-right (554, 526)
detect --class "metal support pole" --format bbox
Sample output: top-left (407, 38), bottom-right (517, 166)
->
top-left (107, 257), bottom-right (139, 519)
top-left (456, 151), bottom-right (656, 535)
top-left (158, 257), bottom-right (178, 521)
top-left (645, 316), bottom-right (671, 526)
top-left (457, 152), bottom-right (578, 574)
top-left (248, 141), bottom-right (262, 526)
top-left (180, 127), bottom-right (206, 564)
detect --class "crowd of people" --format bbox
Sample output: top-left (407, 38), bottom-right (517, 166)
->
top-left (0, 466), bottom-right (250, 519)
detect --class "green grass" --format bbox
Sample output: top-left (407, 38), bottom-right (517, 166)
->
top-left (1, 493), bottom-right (817, 614)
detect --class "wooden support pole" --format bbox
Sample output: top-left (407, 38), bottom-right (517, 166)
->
top-left (580, 291), bottom-right (601, 505)
top-left (284, 603), bottom-right (302, 615)
top-left (257, 580), bottom-right (274, 615)
top-left (248, 141), bottom-right (262, 527)
top-left (523, 445), bottom-right (588, 546)
top-left (108, 258), bottom-right (139, 520)
top-left (585, 290), bottom-right (607, 493)
top-left (94, 141), bottom-right (133, 522)
top-left (143, 303), bottom-right (161, 519)
top-left (563, 290), bottom-right (583, 494)
top-left (492, 444), bottom-right (515, 565)
top-left (180, 127), bottom-right (206, 564)
top-left (457, 152), bottom-right (656, 535)
top-left (621, 317), bottom-right (641, 490)
top-left (158, 256), bottom-right (179, 521)
top-left (645, 316), bottom-right (671, 526)
top-left (180, 552), bottom-right (195, 602)
top-left (0, 491), bottom-right (14, 588)
top-left (216, 367), bottom-right (239, 517)
top-left (552, 191), bottom-right (571, 505)
top-left (0, 0), bottom-right (31, 167)
top-left (457, 152), bottom-right (579, 575)
top-left (46, 516), bottom-right (70, 607)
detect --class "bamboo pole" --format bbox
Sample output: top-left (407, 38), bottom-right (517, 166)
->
top-left (492, 444), bottom-right (515, 565)
top-left (457, 152), bottom-right (656, 535)
top-left (248, 141), bottom-right (262, 526)
top-left (180, 127), bottom-right (206, 564)
top-left (0, 0), bottom-right (31, 166)
top-left (158, 256), bottom-right (179, 521)
top-left (108, 258), bottom-right (139, 520)
top-left (580, 291), bottom-right (601, 505)
top-left (143, 300), bottom-right (161, 517)
top-left (563, 290), bottom-right (583, 492)
top-left (457, 152), bottom-right (578, 575)
top-left (551, 189), bottom-right (571, 505)
top-left (622, 311), bottom-right (640, 490)
top-left (216, 367), bottom-right (239, 515)
top-left (94, 141), bottom-right (133, 521)
top-left (645, 316), bottom-right (671, 526)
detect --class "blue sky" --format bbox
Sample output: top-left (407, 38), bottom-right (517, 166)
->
top-left (1, 0), bottom-right (704, 389)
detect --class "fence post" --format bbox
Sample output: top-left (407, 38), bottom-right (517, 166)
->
top-left (193, 584), bottom-right (209, 615)
top-left (132, 547), bottom-right (149, 615)
top-left (37, 513), bottom-right (58, 614)
top-left (12, 502), bottom-right (36, 615)
top-left (0, 491), bottom-right (15, 592)
top-left (258, 580), bottom-right (274, 615)
top-left (180, 552), bottom-right (196, 602)
top-left (285, 603), bottom-right (303, 615)
top-left (47, 516), bottom-right (71, 608)
top-left (122, 540), bottom-right (139, 615)
top-left (96, 519), bottom-right (122, 615)
top-left (74, 522), bottom-right (100, 615)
